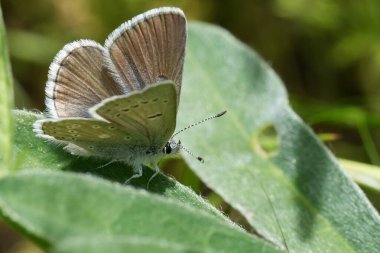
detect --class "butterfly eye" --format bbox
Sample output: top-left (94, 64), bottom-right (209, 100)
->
top-left (163, 142), bottom-right (172, 154)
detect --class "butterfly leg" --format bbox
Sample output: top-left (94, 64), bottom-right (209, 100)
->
top-left (124, 164), bottom-right (143, 184)
top-left (147, 162), bottom-right (160, 188)
top-left (95, 160), bottom-right (115, 170)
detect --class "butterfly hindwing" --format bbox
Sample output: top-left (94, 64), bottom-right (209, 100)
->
top-left (34, 118), bottom-right (149, 145)
top-left (33, 118), bottom-right (153, 159)
top-left (91, 81), bottom-right (177, 148)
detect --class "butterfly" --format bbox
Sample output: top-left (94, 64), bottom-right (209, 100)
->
top-left (33, 7), bottom-right (225, 184)
top-left (33, 7), bottom-right (187, 181)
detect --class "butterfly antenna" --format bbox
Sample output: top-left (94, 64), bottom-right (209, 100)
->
top-left (259, 183), bottom-right (290, 253)
top-left (180, 144), bottom-right (205, 163)
top-left (171, 110), bottom-right (227, 139)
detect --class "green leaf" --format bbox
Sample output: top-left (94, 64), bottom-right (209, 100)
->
top-left (14, 110), bottom-right (72, 170)
top-left (339, 158), bottom-right (380, 193)
top-left (51, 237), bottom-right (217, 253)
top-left (176, 22), bottom-right (380, 252)
top-left (0, 170), bottom-right (282, 253)
top-left (12, 110), bottom-right (231, 225)
top-left (0, 4), bottom-right (14, 175)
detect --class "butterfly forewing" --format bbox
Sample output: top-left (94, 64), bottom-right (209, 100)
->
top-left (46, 40), bottom-right (123, 118)
top-left (35, 118), bottom-right (156, 160)
top-left (104, 8), bottom-right (186, 105)
top-left (92, 82), bottom-right (177, 148)
top-left (37, 118), bottom-right (149, 145)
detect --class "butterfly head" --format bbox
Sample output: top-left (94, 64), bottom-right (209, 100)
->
top-left (163, 140), bottom-right (182, 156)
top-left (163, 110), bottom-right (227, 164)
top-left (164, 139), bottom-right (205, 163)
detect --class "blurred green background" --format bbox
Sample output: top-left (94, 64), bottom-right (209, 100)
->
top-left (2, 0), bottom-right (380, 252)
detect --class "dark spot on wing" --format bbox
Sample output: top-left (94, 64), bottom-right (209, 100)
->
top-left (157, 74), bottom-right (168, 81)
top-left (147, 113), bottom-right (163, 119)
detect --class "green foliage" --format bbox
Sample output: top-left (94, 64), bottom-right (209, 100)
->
top-left (0, 4), bottom-right (13, 175)
top-left (0, 171), bottom-right (279, 253)
top-left (177, 23), bottom-right (380, 252)
top-left (51, 237), bottom-right (218, 253)
top-left (340, 158), bottom-right (380, 193)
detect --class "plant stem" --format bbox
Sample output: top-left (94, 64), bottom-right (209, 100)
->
top-left (0, 4), bottom-right (14, 176)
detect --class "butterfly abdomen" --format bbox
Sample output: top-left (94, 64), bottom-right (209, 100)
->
top-left (65, 142), bottom-right (164, 165)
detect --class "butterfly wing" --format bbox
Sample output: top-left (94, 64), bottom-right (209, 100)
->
top-left (104, 7), bottom-right (186, 105)
top-left (33, 118), bottom-right (151, 160)
top-left (46, 40), bottom-right (123, 118)
top-left (91, 81), bottom-right (177, 149)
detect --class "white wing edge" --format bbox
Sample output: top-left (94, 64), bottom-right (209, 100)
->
top-left (33, 117), bottom-right (108, 141)
top-left (102, 7), bottom-right (185, 93)
top-left (33, 119), bottom-right (93, 156)
top-left (33, 119), bottom-right (66, 144)
top-left (45, 40), bottom-right (105, 119)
